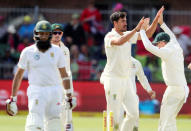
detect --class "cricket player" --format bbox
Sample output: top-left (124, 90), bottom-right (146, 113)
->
top-left (100, 7), bottom-right (163, 131)
top-left (51, 23), bottom-right (76, 131)
top-left (6, 20), bottom-right (75, 131)
top-left (118, 57), bottom-right (156, 131)
top-left (130, 57), bottom-right (156, 131)
top-left (140, 11), bottom-right (189, 131)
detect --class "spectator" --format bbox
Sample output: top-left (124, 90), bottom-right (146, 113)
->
top-left (17, 37), bottom-right (32, 53)
top-left (70, 44), bottom-right (84, 62)
top-left (64, 13), bottom-right (86, 48)
top-left (5, 25), bottom-right (19, 51)
top-left (79, 44), bottom-right (90, 62)
top-left (1, 48), bottom-right (16, 64)
top-left (80, 0), bottom-right (104, 45)
top-left (172, 26), bottom-right (191, 56)
top-left (18, 15), bottom-right (35, 41)
top-left (80, 1), bottom-right (102, 34)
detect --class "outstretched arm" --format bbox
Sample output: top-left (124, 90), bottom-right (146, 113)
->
top-left (158, 10), bottom-right (178, 43)
top-left (110, 17), bottom-right (144, 46)
top-left (134, 59), bottom-right (156, 99)
top-left (139, 19), bottom-right (171, 59)
top-left (137, 6), bottom-right (164, 40)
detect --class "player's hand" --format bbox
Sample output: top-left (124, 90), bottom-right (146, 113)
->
top-left (6, 96), bottom-right (18, 116)
top-left (141, 18), bottom-right (150, 30)
top-left (135, 17), bottom-right (145, 31)
top-left (64, 96), bottom-right (77, 110)
top-left (148, 90), bottom-right (156, 99)
top-left (188, 63), bottom-right (191, 70)
top-left (158, 6), bottom-right (164, 25)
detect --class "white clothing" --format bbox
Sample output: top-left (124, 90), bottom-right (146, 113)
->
top-left (60, 42), bottom-right (72, 77)
top-left (25, 85), bottom-right (62, 131)
top-left (140, 23), bottom-right (190, 131)
top-left (140, 23), bottom-right (187, 87)
top-left (18, 44), bottom-right (66, 87)
top-left (103, 28), bottom-right (138, 78)
top-left (101, 28), bottom-right (139, 131)
top-left (130, 57), bottom-right (152, 93)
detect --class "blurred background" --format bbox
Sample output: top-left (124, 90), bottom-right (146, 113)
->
top-left (0, 0), bottom-right (191, 130)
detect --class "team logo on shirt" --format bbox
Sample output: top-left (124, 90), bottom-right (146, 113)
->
top-left (50, 52), bottom-right (54, 58)
top-left (34, 53), bottom-right (40, 60)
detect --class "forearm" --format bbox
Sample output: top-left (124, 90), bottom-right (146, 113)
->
top-left (112, 28), bottom-right (137, 45)
top-left (145, 17), bottom-right (158, 38)
top-left (139, 76), bottom-right (152, 92)
top-left (11, 70), bottom-right (24, 96)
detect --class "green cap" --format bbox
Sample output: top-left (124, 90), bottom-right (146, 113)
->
top-left (51, 23), bottom-right (64, 31)
top-left (35, 20), bottom-right (52, 32)
top-left (152, 32), bottom-right (170, 44)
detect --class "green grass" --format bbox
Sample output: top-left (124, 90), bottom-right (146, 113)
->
top-left (0, 113), bottom-right (191, 131)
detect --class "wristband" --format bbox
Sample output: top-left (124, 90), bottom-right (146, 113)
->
top-left (65, 88), bottom-right (73, 94)
top-left (135, 28), bottom-right (139, 32)
top-left (63, 77), bottom-right (70, 81)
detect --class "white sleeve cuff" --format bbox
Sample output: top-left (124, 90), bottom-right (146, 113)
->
top-left (160, 23), bottom-right (166, 29)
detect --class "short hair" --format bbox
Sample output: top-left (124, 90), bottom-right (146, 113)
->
top-left (110, 12), bottom-right (126, 24)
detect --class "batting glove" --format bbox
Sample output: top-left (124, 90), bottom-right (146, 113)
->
top-left (64, 97), bottom-right (77, 110)
top-left (6, 96), bottom-right (18, 116)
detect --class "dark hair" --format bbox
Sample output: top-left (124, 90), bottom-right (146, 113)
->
top-left (110, 12), bottom-right (126, 24)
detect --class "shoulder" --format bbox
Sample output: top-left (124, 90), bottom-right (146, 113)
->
top-left (51, 44), bottom-right (63, 54)
top-left (21, 44), bottom-right (36, 53)
top-left (60, 43), bottom-right (70, 53)
top-left (105, 31), bottom-right (116, 39)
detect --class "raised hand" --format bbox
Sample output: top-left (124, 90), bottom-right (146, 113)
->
top-left (141, 18), bottom-right (150, 30)
top-left (135, 17), bottom-right (144, 31)
top-left (158, 6), bottom-right (164, 25)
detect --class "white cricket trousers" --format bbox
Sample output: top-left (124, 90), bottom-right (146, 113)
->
top-left (25, 85), bottom-right (63, 131)
top-left (103, 76), bottom-right (139, 131)
top-left (158, 85), bottom-right (189, 131)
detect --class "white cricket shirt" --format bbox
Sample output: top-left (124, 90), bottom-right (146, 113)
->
top-left (102, 28), bottom-right (138, 78)
top-left (18, 44), bottom-right (66, 87)
top-left (140, 23), bottom-right (187, 86)
top-left (59, 42), bottom-right (72, 77)
top-left (130, 57), bottom-right (152, 93)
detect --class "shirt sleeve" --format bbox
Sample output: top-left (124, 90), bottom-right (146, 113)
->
top-left (129, 32), bottom-right (138, 44)
top-left (104, 33), bottom-right (116, 48)
top-left (17, 48), bottom-right (28, 70)
top-left (160, 23), bottom-right (178, 45)
top-left (57, 48), bottom-right (66, 68)
top-left (140, 30), bottom-right (172, 59)
top-left (135, 60), bottom-right (152, 92)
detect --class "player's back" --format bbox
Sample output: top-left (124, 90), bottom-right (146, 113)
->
top-left (161, 43), bottom-right (187, 86)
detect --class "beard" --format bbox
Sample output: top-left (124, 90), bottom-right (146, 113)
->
top-left (36, 40), bottom-right (51, 51)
